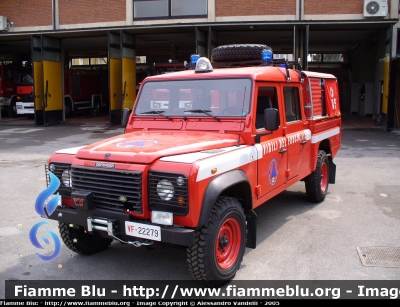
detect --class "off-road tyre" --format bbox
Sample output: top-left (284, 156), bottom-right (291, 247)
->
top-left (186, 196), bottom-right (246, 287)
top-left (211, 44), bottom-right (270, 62)
top-left (8, 98), bottom-right (17, 117)
top-left (59, 222), bottom-right (112, 255)
top-left (305, 150), bottom-right (329, 203)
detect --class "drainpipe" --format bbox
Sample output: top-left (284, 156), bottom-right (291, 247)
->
top-left (298, 0), bottom-right (302, 21)
top-left (52, 0), bottom-right (59, 30)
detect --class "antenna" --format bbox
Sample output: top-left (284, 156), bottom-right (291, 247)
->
top-left (237, 87), bottom-right (246, 147)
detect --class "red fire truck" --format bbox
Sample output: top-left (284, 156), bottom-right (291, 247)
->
top-left (0, 63), bottom-right (18, 117)
top-left (16, 65), bottom-right (108, 117)
top-left (42, 44), bottom-right (341, 286)
top-left (63, 67), bottom-right (108, 116)
top-left (14, 67), bottom-right (34, 116)
top-left (153, 59), bottom-right (188, 75)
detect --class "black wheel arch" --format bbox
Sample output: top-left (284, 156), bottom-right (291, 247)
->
top-left (197, 170), bottom-right (252, 228)
top-left (319, 139), bottom-right (331, 155)
top-left (318, 139), bottom-right (336, 184)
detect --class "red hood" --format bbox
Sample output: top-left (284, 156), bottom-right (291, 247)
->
top-left (76, 131), bottom-right (239, 164)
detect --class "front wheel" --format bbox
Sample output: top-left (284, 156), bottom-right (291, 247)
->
top-left (8, 98), bottom-right (17, 117)
top-left (187, 197), bottom-right (246, 287)
top-left (305, 150), bottom-right (329, 203)
top-left (59, 222), bottom-right (112, 255)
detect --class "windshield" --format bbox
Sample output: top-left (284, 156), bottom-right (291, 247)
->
top-left (18, 69), bottom-right (33, 85)
top-left (135, 79), bottom-right (252, 117)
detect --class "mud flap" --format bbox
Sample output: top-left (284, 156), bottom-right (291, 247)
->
top-left (246, 210), bottom-right (257, 249)
top-left (329, 159), bottom-right (336, 184)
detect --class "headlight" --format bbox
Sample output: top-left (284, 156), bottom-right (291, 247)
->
top-left (49, 163), bottom-right (56, 172)
top-left (149, 171), bottom-right (188, 215)
top-left (156, 179), bottom-right (174, 201)
top-left (62, 169), bottom-right (72, 187)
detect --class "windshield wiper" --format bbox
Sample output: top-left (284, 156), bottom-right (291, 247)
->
top-left (140, 110), bottom-right (172, 121)
top-left (184, 109), bottom-right (220, 121)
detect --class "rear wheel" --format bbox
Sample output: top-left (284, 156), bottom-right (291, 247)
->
top-left (59, 222), bottom-right (112, 255)
top-left (93, 97), bottom-right (101, 116)
top-left (305, 150), bottom-right (329, 203)
top-left (187, 196), bottom-right (246, 287)
top-left (64, 99), bottom-right (73, 118)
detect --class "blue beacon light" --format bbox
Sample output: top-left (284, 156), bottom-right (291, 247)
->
top-left (261, 49), bottom-right (273, 66)
top-left (190, 54), bottom-right (200, 69)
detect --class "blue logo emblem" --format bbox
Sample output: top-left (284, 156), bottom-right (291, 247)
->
top-left (268, 158), bottom-right (278, 186)
top-left (116, 140), bottom-right (158, 148)
top-left (29, 171), bottom-right (62, 261)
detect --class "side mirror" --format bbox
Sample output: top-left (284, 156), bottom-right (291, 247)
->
top-left (264, 108), bottom-right (279, 131)
top-left (122, 108), bottom-right (131, 130)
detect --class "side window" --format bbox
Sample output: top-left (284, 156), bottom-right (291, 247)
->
top-left (256, 86), bottom-right (278, 130)
top-left (283, 87), bottom-right (301, 123)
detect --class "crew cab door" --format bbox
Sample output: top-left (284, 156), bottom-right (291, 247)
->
top-left (255, 85), bottom-right (288, 198)
top-left (282, 85), bottom-right (310, 180)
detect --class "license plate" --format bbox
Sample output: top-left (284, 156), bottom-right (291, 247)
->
top-left (125, 221), bottom-right (161, 241)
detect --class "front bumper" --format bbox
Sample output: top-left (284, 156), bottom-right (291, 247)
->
top-left (16, 102), bottom-right (34, 114)
top-left (48, 206), bottom-right (195, 247)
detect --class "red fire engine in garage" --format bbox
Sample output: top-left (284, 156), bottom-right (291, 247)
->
top-left (136, 59), bottom-right (188, 92)
top-left (16, 65), bottom-right (108, 117)
top-left (0, 63), bottom-right (18, 117)
top-left (15, 67), bottom-right (34, 116)
top-left (63, 67), bottom-right (108, 116)
top-left (41, 44), bottom-right (341, 286)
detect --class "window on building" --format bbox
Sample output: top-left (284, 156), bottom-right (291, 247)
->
top-left (70, 58), bottom-right (107, 67)
top-left (134, 0), bottom-right (169, 18)
top-left (171, 0), bottom-right (207, 16)
top-left (308, 54), bottom-right (343, 63)
top-left (133, 0), bottom-right (207, 19)
top-left (274, 54), bottom-right (294, 61)
top-left (136, 56), bottom-right (147, 63)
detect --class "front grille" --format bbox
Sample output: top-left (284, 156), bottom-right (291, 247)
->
top-left (18, 94), bottom-right (34, 102)
top-left (71, 166), bottom-right (142, 213)
top-left (148, 171), bottom-right (188, 215)
top-left (45, 163), bottom-right (71, 197)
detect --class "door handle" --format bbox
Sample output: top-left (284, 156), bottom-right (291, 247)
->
top-left (279, 149), bottom-right (287, 154)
